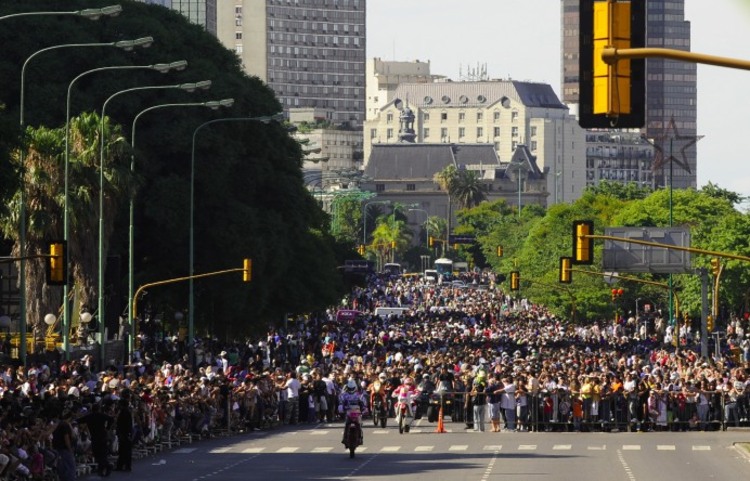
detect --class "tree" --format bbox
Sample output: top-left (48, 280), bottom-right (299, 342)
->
top-left (434, 165), bottom-right (458, 255)
top-left (700, 181), bottom-right (745, 206)
top-left (453, 169), bottom-right (487, 209)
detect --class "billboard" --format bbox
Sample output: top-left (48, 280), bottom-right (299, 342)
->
top-left (602, 227), bottom-right (691, 274)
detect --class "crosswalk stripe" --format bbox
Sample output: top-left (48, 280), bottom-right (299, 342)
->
top-left (657, 445), bottom-right (676, 451)
top-left (311, 447), bottom-right (333, 453)
top-left (242, 448), bottom-right (265, 453)
top-left (381, 446), bottom-right (401, 452)
top-left (588, 445), bottom-right (606, 451)
top-left (414, 446), bottom-right (434, 452)
top-left (553, 445), bottom-right (572, 450)
top-left (172, 448), bottom-right (197, 454)
top-left (276, 447), bottom-right (299, 453)
top-left (483, 445), bottom-right (503, 451)
top-left (310, 431), bottom-right (329, 435)
top-left (622, 445), bottom-right (641, 451)
top-left (449, 445), bottom-right (468, 451)
top-left (692, 446), bottom-right (711, 451)
top-left (373, 430), bottom-right (390, 434)
top-left (518, 445), bottom-right (537, 451)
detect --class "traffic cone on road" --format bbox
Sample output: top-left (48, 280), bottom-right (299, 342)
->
top-left (435, 405), bottom-right (446, 433)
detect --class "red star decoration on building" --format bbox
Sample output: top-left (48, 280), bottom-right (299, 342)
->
top-left (650, 117), bottom-right (703, 174)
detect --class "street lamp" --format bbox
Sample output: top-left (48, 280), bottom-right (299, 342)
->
top-left (408, 208), bottom-right (429, 250)
top-left (97, 66), bottom-right (190, 363)
top-left (16, 38), bottom-right (159, 367)
top-left (79, 311), bottom-right (93, 346)
top-left (0, 4), bottom-right (122, 21)
top-left (62, 39), bottom-right (155, 361)
top-left (188, 114), bottom-right (284, 362)
top-left (126, 96), bottom-right (234, 363)
top-left (362, 200), bottom-right (391, 246)
top-left (508, 160), bottom-right (527, 220)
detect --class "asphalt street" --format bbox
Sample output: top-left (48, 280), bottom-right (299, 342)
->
top-left (80, 418), bottom-right (750, 481)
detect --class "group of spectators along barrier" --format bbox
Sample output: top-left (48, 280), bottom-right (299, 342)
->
top-left (0, 270), bottom-right (748, 480)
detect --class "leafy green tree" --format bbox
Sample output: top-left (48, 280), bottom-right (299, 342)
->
top-left (452, 168), bottom-right (487, 209)
top-left (583, 180), bottom-right (652, 201)
top-left (700, 181), bottom-right (745, 206)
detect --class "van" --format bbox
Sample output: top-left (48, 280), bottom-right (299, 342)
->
top-left (374, 307), bottom-right (408, 317)
top-left (423, 269), bottom-right (439, 283)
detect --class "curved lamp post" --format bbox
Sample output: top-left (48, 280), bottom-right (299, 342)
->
top-left (61, 38), bottom-right (155, 360)
top-left (0, 4), bottom-right (122, 22)
top-left (188, 113), bottom-right (283, 363)
top-left (17, 38), bottom-right (159, 367)
top-left (127, 96), bottom-right (235, 363)
top-left (97, 65), bottom-right (190, 363)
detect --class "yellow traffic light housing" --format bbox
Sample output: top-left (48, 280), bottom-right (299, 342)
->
top-left (579, 0), bottom-right (645, 128)
top-left (710, 257), bottom-right (721, 277)
top-left (428, 236), bottom-right (434, 247)
top-left (510, 271), bottom-right (520, 291)
top-left (391, 241), bottom-right (397, 249)
top-left (559, 257), bottom-right (572, 284)
top-left (706, 315), bottom-right (714, 332)
top-left (243, 258), bottom-right (252, 282)
top-left (496, 245), bottom-right (503, 257)
top-left (357, 244), bottom-right (365, 256)
top-left (572, 220), bottom-right (594, 265)
top-left (46, 241), bottom-right (67, 286)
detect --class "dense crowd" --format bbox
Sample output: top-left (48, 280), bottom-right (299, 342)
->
top-left (0, 270), bottom-right (749, 479)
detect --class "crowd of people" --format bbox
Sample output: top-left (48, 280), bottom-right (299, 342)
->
top-left (0, 269), bottom-right (749, 480)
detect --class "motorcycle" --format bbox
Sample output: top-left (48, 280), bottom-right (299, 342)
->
top-left (343, 405), bottom-right (363, 458)
top-left (427, 390), bottom-right (454, 423)
top-left (395, 400), bottom-right (414, 434)
top-left (372, 396), bottom-right (388, 428)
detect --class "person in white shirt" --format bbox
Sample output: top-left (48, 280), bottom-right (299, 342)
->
top-left (278, 371), bottom-right (301, 425)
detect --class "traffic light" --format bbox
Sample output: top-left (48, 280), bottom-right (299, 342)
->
top-left (579, 0), bottom-right (645, 128)
top-left (572, 220), bottom-right (594, 265)
top-left (428, 236), bottom-right (434, 247)
top-left (706, 315), bottom-right (714, 332)
top-left (510, 271), bottom-right (520, 291)
top-left (496, 245), bottom-right (503, 257)
top-left (611, 287), bottom-right (624, 301)
top-left (559, 257), bottom-right (572, 284)
top-left (391, 241), bottom-right (396, 249)
top-left (357, 244), bottom-right (365, 255)
top-left (46, 241), bottom-right (67, 286)
top-left (243, 258), bottom-right (252, 282)
top-left (710, 257), bottom-right (721, 277)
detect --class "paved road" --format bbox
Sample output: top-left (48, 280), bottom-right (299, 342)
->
top-left (84, 419), bottom-right (750, 481)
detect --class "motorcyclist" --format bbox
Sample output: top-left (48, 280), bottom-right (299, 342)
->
top-left (392, 376), bottom-right (420, 425)
top-left (339, 379), bottom-right (364, 445)
top-left (369, 373), bottom-right (388, 415)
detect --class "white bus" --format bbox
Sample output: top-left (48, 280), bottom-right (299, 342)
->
top-left (434, 258), bottom-right (453, 279)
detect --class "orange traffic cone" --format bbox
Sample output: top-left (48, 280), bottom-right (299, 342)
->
top-left (435, 405), bottom-right (446, 433)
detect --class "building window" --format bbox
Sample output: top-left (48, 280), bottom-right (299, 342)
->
top-left (531, 140), bottom-right (537, 151)
top-left (511, 110), bottom-right (518, 121)
top-left (441, 127), bottom-right (448, 139)
top-left (406, 184), bottom-right (416, 191)
top-left (458, 127), bottom-right (465, 138)
top-left (235, 32), bottom-right (243, 40)
top-left (493, 127), bottom-right (500, 137)
top-left (386, 113), bottom-right (393, 123)
top-left (423, 113), bottom-right (430, 121)
top-left (512, 127), bottom-right (519, 137)
top-left (477, 127), bottom-right (483, 138)
top-left (477, 112), bottom-right (483, 121)
top-left (423, 128), bottom-right (430, 138)
top-left (376, 184), bottom-right (385, 192)
top-left (386, 128), bottom-right (393, 139)
top-left (458, 112), bottom-right (466, 122)
top-left (370, 128), bottom-right (377, 139)
top-left (512, 141), bottom-right (518, 150)
top-left (441, 112), bottom-right (448, 122)
top-left (531, 126), bottom-right (537, 137)
top-left (493, 111), bottom-right (500, 121)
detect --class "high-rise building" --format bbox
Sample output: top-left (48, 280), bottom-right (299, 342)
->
top-left (561, 0), bottom-right (697, 189)
top-left (137, 0), bottom-right (367, 128)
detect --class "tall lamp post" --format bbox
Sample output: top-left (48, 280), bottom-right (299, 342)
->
top-left (62, 38), bottom-right (156, 360)
top-left (362, 200), bottom-right (391, 246)
top-left (188, 114), bottom-right (283, 362)
top-left (0, 5), bottom-right (122, 22)
top-left (127, 96), bottom-right (234, 363)
top-left (97, 66), bottom-right (190, 363)
top-left (17, 38), bottom-right (158, 366)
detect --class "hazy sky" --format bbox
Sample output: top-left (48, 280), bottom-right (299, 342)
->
top-left (367, 0), bottom-right (750, 197)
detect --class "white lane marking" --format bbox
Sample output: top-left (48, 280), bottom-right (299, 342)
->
top-left (518, 445), bottom-right (537, 450)
top-left (622, 445), bottom-right (641, 451)
top-left (481, 447), bottom-right (501, 481)
top-left (276, 447), bottom-right (299, 453)
top-left (311, 447), bottom-right (333, 453)
top-left (553, 445), bottom-right (572, 450)
top-left (414, 446), bottom-right (434, 452)
top-left (692, 445), bottom-right (711, 451)
top-left (209, 447), bottom-right (231, 453)
top-left (617, 449), bottom-right (637, 481)
top-left (657, 445), bottom-right (676, 451)
top-left (241, 447), bottom-right (265, 453)
top-left (173, 448), bottom-right (197, 454)
top-left (310, 431), bottom-right (329, 435)
top-left (373, 430), bottom-right (390, 434)
top-left (483, 445), bottom-right (503, 451)
top-left (381, 446), bottom-right (401, 452)
top-left (449, 445), bottom-right (468, 451)
top-left (588, 445), bottom-right (607, 450)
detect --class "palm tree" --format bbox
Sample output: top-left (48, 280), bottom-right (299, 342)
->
top-left (433, 165), bottom-right (459, 256)
top-left (453, 169), bottom-right (487, 209)
top-left (0, 112), bottom-right (134, 328)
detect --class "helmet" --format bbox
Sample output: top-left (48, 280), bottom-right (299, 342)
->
top-left (404, 377), bottom-right (414, 385)
top-left (423, 374), bottom-right (430, 379)
top-left (378, 373), bottom-right (387, 380)
top-left (346, 380), bottom-right (357, 392)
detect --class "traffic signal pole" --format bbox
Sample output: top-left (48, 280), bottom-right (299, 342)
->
top-left (602, 47), bottom-right (750, 72)
top-left (699, 268), bottom-right (709, 358)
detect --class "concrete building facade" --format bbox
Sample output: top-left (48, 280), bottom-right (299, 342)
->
top-left (365, 58), bottom-right (442, 121)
